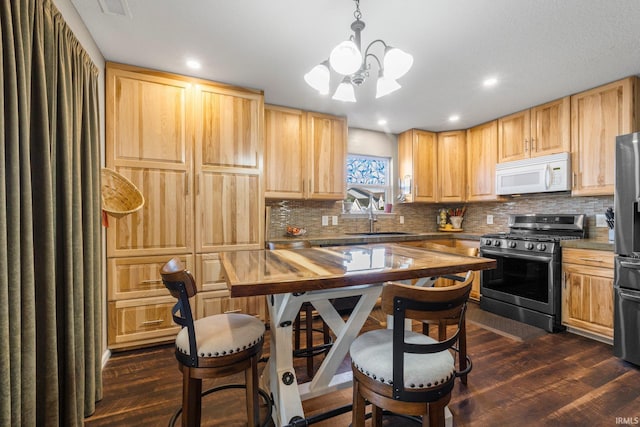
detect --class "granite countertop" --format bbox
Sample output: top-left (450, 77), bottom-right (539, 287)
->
top-left (268, 232), bottom-right (614, 252)
top-left (267, 232), bottom-right (483, 247)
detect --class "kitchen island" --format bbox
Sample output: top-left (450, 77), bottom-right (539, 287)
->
top-left (220, 243), bottom-right (495, 426)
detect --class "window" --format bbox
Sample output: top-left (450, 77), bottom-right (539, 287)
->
top-left (346, 154), bottom-right (391, 212)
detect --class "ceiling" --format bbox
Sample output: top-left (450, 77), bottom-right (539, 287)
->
top-left (71, 0), bottom-right (640, 134)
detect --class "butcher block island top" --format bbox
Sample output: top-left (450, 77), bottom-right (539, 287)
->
top-left (220, 242), bottom-right (496, 297)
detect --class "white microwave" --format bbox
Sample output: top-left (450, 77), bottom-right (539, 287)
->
top-left (496, 152), bottom-right (571, 195)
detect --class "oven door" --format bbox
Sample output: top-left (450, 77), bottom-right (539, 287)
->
top-left (480, 248), bottom-right (559, 314)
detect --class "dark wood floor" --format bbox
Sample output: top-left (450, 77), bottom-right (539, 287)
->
top-left (85, 312), bottom-right (640, 427)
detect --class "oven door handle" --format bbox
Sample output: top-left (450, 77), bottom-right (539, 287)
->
top-left (619, 260), bottom-right (640, 270)
top-left (480, 250), bottom-right (552, 263)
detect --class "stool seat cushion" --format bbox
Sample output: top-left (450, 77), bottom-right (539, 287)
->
top-left (176, 313), bottom-right (265, 358)
top-left (350, 329), bottom-right (455, 389)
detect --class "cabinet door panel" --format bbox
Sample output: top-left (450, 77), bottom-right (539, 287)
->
top-left (437, 131), bottom-right (466, 202)
top-left (571, 77), bottom-right (636, 196)
top-left (531, 97), bottom-right (570, 156)
top-left (107, 167), bottom-right (192, 257)
top-left (413, 131), bottom-right (437, 202)
top-left (498, 110), bottom-right (530, 162)
top-left (108, 70), bottom-right (190, 166)
top-left (196, 253), bottom-right (228, 292)
top-left (467, 121), bottom-right (498, 201)
top-left (307, 113), bottom-right (347, 199)
top-left (108, 297), bottom-right (180, 348)
top-left (108, 254), bottom-right (193, 300)
top-left (195, 85), bottom-right (262, 169)
top-left (197, 171), bottom-right (262, 251)
top-left (264, 106), bottom-right (306, 198)
top-left (196, 291), bottom-right (268, 322)
top-left (590, 276), bottom-right (614, 328)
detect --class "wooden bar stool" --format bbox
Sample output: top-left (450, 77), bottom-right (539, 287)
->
top-left (350, 280), bottom-right (473, 427)
top-left (267, 241), bottom-right (332, 378)
top-left (160, 257), bottom-right (266, 427)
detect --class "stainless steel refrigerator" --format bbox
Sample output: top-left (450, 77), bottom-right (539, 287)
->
top-left (614, 132), bottom-right (640, 365)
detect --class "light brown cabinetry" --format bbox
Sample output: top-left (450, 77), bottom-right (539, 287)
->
top-left (264, 105), bottom-right (306, 198)
top-left (437, 131), bottom-right (466, 202)
top-left (106, 63), bottom-right (266, 349)
top-left (570, 77), bottom-right (640, 196)
top-left (466, 120), bottom-right (499, 201)
top-left (397, 129), bottom-right (437, 203)
top-left (306, 111), bottom-right (347, 200)
top-left (264, 106), bottom-right (346, 200)
top-left (106, 66), bottom-right (193, 258)
top-left (194, 82), bottom-right (264, 252)
top-left (106, 255), bottom-right (193, 349)
top-left (498, 97), bottom-right (570, 163)
top-left (562, 248), bottom-right (614, 341)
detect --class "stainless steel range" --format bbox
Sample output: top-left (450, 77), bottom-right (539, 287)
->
top-left (479, 214), bottom-right (586, 332)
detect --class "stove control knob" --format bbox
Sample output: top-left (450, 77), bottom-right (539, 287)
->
top-left (537, 243), bottom-right (547, 251)
top-left (508, 241), bottom-right (517, 248)
top-left (525, 242), bottom-right (534, 250)
top-left (493, 240), bottom-right (501, 247)
top-left (483, 239), bottom-right (492, 246)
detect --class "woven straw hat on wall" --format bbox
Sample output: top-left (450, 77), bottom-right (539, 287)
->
top-left (101, 168), bottom-right (145, 218)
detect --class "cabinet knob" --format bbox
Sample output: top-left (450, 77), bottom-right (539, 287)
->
top-left (524, 139), bottom-right (529, 152)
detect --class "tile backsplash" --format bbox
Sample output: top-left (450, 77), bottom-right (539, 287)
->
top-left (266, 193), bottom-right (614, 242)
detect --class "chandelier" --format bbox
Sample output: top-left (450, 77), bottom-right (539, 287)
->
top-left (304, 0), bottom-right (413, 102)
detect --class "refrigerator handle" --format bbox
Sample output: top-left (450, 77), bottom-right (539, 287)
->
top-left (619, 290), bottom-right (640, 303)
top-left (633, 136), bottom-right (640, 209)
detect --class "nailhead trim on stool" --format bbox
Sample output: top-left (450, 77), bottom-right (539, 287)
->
top-left (175, 313), bottom-right (265, 357)
top-left (350, 329), bottom-right (454, 388)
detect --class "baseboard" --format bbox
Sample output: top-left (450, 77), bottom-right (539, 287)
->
top-left (565, 326), bottom-right (613, 346)
top-left (102, 349), bottom-right (111, 369)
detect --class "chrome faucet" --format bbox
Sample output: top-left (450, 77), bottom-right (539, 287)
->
top-left (368, 195), bottom-right (378, 233)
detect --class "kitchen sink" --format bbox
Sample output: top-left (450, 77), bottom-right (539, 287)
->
top-left (345, 231), bottom-right (412, 236)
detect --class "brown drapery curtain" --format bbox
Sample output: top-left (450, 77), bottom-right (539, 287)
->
top-left (1, 0), bottom-right (102, 425)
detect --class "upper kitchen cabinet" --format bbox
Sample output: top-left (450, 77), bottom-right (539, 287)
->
top-left (194, 82), bottom-right (264, 252)
top-left (264, 107), bottom-right (346, 200)
top-left (571, 77), bottom-right (640, 196)
top-left (264, 105), bottom-right (306, 199)
top-left (498, 97), bottom-right (570, 163)
top-left (398, 129), bottom-right (437, 203)
top-left (437, 130), bottom-right (466, 202)
top-left (306, 111), bottom-right (347, 200)
top-left (466, 120), bottom-right (499, 201)
top-left (106, 63), bottom-right (193, 257)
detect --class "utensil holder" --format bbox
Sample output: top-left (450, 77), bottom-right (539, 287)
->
top-left (450, 216), bottom-right (463, 229)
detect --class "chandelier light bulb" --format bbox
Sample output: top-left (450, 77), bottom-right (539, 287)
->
top-left (332, 77), bottom-right (357, 102)
top-left (376, 73), bottom-right (401, 98)
top-left (383, 47), bottom-right (414, 80)
top-left (329, 40), bottom-right (362, 75)
top-left (304, 62), bottom-right (331, 95)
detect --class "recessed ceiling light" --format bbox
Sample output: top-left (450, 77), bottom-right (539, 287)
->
top-left (377, 119), bottom-right (387, 126)
top-left (449, 115), bottom-right (460, 122)
top-left (186, 59), bottom-right (201, 69)
top-left (483, 77), bottom-right (498, 87)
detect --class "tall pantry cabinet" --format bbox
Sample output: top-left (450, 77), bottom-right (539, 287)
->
top-left (105, 63), bottom-right (265, 349)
